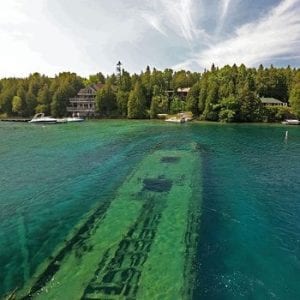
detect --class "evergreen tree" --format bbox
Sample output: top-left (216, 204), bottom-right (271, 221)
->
top-left (84, 72), bottom-right (106, 86)
top-left (36, 84), bottom-right (51, 114)
top-left (116, 90), bottom-right (129, 117)
top-left (289, 72), bottom-right (300, 117)
top-left (150, 85), bottom-right (169, 118)
top-left (203, 75), bottom-right (219, 121)
top-left (150, 69), bottom-right (166, 91)
top-left (0, 64), bottom-right (299, 121)
top-left (170, 96), bottom-right (186, 114)
top-left (236, 83), bottom-right (263, 122)
top-left (172, 70), bottom-right (189, 90)
top-left (51, 85), bottom-right (75, 117)
top-left (186, 83), bottom-right (200, 116)
top-left (25, 90), bottom-right (37, 116)
top-left (127, 82), bottom-right (147, 119)
top-left (198, 73), bottom-right (208, 115)
top-left (140, 66), bottom-right (152, 107)
top-left (96, 83), bottom-right (117, 116)
top-left (16, 85), bottom-right (26, 115)
top-left (218, 95), bottom-right (238, 122)
top-left (119, 70), bottom-right (132, 92)
top-left (12, 96), bottom-right (22, 115)
top-left (162, 68), bottom-right (173, 90)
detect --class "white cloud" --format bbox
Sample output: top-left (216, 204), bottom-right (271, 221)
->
top-left (0, 0), bottom-right (299, 77)
top-left (141, 0), bottom-right (209, 43)
top-left (221, 0), bottom-right (232, 20)
top-left (163, 0), bottom-right (197, 41)
top-left (172, 58), bottom-right (199, 71)
top-left (142, 13), bottom-right (167, 36)
top-left (0, 1), bottom-right (29, 25)
top-left (215, 0), bottom-right (232, 35)
top-left (0, 0), bottom-right (93, 77)
top-left (179, 0), bottom-right (300, 69)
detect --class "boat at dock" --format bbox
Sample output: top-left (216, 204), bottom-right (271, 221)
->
top-left (282, 119), bottom-right (300, 125)
top-left (165, 113), bottom-right (193, 124)
top-left (28, 113), bottom-right (58, 124)
top-left (66, 113), bottom-right (84, 122)
top-left (66, 117), bottom-right (84, 122)
top-left (29, 113), bottom-right (84, 124)
top-left (165, 117), bottom-right (186, 123)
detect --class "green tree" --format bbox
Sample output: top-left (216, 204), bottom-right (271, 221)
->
top-left (116, 90), bottom-right (129, 117)
top-left (198, 73), bottom-right (208, 115)
top-left (150, 69), bottom-right (166, 91)
top-left (172, 70), bottom-right (189, 90)
top-left (25, 90), bottom-right (37, 116)
top-left (150, 86), bottom-right (169, 118)
top-left (37, 84), bottom-right (51, 114)
top-left (51, 85), bottom-right (75, 117)
top-left (50, 72), bottom-right (83, 117)
top-left (127, 82), bottom-right (147, 119)
top-left (218, 95), bottom-right (238, 122)
top-left (12, 96), bottom-right (22, 115)
top-left (263, 106), bottom-right (294, 122)
top-left (84, 72), bottom-right (105, 86)
top-left (16, 85), bottom-right (26, 115)
top-left (203, 75), bottom-right (219, 121)
top-left (186, 83), bottom-right (200, 116)
top-left (119, 70), bottom-right (132, 92)
top-left (170, 96), bottom-right (186, 114)
top-left (162, 68), bottom-right (173, 90)
top-left (140, 66), bottom-right (152, 107)
top-left (0, 79), bottom-right (17, 115)
top-left (236, 84), bottom-right (263, 122)
top-left (96, 83), bottom-right (117, 116)
top-left (289, 71), bottom-right (300, 117)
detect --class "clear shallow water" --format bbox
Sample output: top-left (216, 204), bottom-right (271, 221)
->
top-left (0, 121), bottom-right (300, 299)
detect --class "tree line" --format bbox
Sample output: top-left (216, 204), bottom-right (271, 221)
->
top-left (0, 64), bottom-right (300, 122)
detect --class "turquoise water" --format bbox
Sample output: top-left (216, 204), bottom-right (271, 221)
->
top-left (0, 121), bottom-right (300, 299)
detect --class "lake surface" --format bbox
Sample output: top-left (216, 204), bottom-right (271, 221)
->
top-left (0, 120), bottom-right (300, 299)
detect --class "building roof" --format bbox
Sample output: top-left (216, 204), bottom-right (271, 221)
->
top-left (92, 83), bottom-right (105, 91)
top-left (77, 82), bottom-right (105, 95)
top-left (260, 97), bottom-right (284, 104)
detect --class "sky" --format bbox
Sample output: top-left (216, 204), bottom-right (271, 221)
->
top-left (0, 0), bottom-right (300, 77)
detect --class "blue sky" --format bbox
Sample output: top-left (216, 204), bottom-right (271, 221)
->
top-left (0, 0), bottom-right (299, 77)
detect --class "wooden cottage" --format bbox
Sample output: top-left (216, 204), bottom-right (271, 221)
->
top-left (67, 83), bottom-right (104, 117)
top-left (260, 97), bottom-right (287, 107)
top-left (177, 87), bottom-right (191, 99)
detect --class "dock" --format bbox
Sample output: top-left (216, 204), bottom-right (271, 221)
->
top-left (1, 119), bottom-right (30, 122)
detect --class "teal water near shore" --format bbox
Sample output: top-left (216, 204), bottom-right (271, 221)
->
top-left (0, 120), bottom-right (300, 299)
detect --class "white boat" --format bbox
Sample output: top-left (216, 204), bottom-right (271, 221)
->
top-left (56, 118), bottom-right (68, 123)
top-left (282, 119), bottom-right (300, 125)
top-left (29, 113), bottom-right (57, 124)
top-left (66, 117), bottom-right (84, 122)
top-left (165, 112), bottom-right (193, 124)
top-left (66, 113), bottom-right (84, 122)
top-left (165, 117), bottom-right (186, 123)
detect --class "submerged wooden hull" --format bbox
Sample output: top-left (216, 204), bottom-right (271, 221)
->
top-left (18, 147), bottom-right (202, 299)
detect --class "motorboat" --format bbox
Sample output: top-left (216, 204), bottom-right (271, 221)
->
top-left (282, 119), bottom-right (300, 125)
top-left (165, 113), bottom-right (192, 124)
top-left (66, 117), bottom-right (84, 122)
top-left (66, 113), bottom-right (85, 122)
top-left (28, 113), bottom-right (57, 124)
top-left (56, 118), bottom-right (68, 123)
top-left (165, 117), bottom-right (186, 123)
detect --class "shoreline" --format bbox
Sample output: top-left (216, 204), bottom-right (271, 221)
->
top-left (0, 117), bottom-right (295, 126)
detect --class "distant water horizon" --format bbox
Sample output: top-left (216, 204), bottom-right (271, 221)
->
top-left (1, 120), bottom-right (300, 299)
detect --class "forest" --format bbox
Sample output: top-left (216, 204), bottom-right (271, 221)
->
top-left (0, 64), bottom-right (300, 122)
